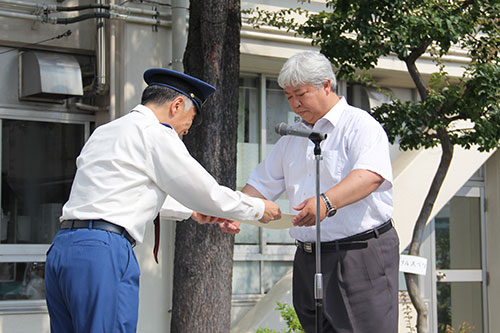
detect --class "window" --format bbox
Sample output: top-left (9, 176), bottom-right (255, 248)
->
top-left (411, 169), bottom-right (488, 333)
top-left (232, 75), bottom-right (295, 302)
top-left (434, 183), bottom-right (486, 332)
top-left (0, 114), bottom-right (92, 313)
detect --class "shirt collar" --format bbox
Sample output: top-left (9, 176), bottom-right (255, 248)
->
top-left (132, 104), bottom-right (174, 130)
top-left (130, 104), bottom-right (160, 122)
top-left (316, 96), bottom-right (347, 129)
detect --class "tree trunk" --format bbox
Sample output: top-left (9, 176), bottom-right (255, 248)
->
top-left (170, 0), bottom-right (241, 332)
top-left (405, 128), bottom-right (454, 333)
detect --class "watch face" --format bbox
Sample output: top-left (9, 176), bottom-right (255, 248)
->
top-left (327, 209), bottom-right (337, 217)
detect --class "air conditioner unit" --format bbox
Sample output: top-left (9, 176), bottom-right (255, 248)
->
top-left (19, 51), bottom-right (83, 101)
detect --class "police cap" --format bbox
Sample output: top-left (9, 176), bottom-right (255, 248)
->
top-left (143, 68), bottom-right (216, 112)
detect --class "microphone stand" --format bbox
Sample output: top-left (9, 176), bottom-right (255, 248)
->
top-left (309, 132), bottom-right (326, 333)
top-left (274, 122), bottom-right (327, 332)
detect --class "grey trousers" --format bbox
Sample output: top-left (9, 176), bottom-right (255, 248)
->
top-left (293, 227), bottom-right (400, 333)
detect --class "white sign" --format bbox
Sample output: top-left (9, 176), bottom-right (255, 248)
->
top-left (399, 254), bottom-right (428, 275)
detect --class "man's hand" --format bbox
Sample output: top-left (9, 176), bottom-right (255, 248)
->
top-left (241, 184), bottom-right (281, 223)
top-left (192, 212), bottom-right (241, 234)
top-left (292, 196), bottom-right (327, 227)
top-left (192, 211), bottom-right (228, 224)
top-left (259, 199), bottom-right (282, 223)
top-left (218, 220), bottom-right (241, 234)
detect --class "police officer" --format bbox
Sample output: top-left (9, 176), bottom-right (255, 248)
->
top-left (45, 68), bottom-right (281, 332)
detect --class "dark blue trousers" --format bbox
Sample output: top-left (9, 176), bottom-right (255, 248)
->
top-left (45, 228), bottom-right (140, 333)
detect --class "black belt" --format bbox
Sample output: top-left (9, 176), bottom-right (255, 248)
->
top-left (60, 219), bottom-right (136, 247)
top-left (296, 219), bottom-right (393, 254)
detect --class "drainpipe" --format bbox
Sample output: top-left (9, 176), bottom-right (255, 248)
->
top-left (95, 0), bottom-right (107, 94)
top-left (109, 0), bottom-right (117, 120)
top-left (171, 0), bottom-right (187, 72)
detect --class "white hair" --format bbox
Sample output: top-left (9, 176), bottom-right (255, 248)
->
top-left (277, 51), bottom-right (337, 92)
top-left (182, 96), bottom-right (195, 111)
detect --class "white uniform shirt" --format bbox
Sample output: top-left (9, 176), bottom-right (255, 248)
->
top-left (247, 98), bottom-right (393, 242)
top-left (61, 104), bottom-right (264, 243)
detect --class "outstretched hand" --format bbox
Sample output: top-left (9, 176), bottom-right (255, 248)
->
top-left (218, 220), bottom-right (241, 234)
top-left (259, 199), bottom-right (282, 223)
top-left (292, 196), bottom-right (326, 226)
top-left (191, 211), bottom-right (228, 224)
top-left (191, 212), bottom-right (241, 234)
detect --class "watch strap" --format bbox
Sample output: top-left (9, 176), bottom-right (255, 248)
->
top-left (320, 193), bottom-right (336, 217)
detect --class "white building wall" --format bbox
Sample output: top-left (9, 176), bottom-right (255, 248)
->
top-left (0, 1), bottom-right (177, 331)
top-left (0, 313), bottom-right (50, 333)
top-left (0, 0), bottom-right (497, 332)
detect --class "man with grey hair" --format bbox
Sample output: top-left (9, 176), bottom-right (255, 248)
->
top-left (242, 51), bottom-right (399, 332)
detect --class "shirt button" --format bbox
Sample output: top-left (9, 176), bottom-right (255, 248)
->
top-left (255, 213), bottom-right (259, 218)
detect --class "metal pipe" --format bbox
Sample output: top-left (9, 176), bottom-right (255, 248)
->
top-left (0, 0), bottom-right (39, 9)
top-left (111, 12), bottom-right (170, 26)
top-left (109, 4), bottom-right (170, 18)
top-left (0, 9), bottom-right (47, 22)
top-left (171, 0), bottom-right (188, 71)
top-left (95, 0), bottom-right (107, 94)
top-left (0, 0), bottom-right (170, 17)
top-left (109, 0), bottom-right (117, 121)
top-left (73, 102), bottom-right (106, 112)
top-left (0, 9), bottom-right (171, 26)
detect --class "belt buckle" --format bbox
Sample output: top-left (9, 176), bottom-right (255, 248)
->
top-left (304, 242), bottom-right (313, 253)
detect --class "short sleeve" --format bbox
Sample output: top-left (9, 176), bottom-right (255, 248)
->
top-left (246, 137), bottom-right (288, 201)
top-left (347, 113), bottom-right (393, 190)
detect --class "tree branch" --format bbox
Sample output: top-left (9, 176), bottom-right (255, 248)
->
top-left (405, 40), bottom-right (433, 101)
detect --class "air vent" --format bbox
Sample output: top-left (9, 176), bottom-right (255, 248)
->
top-left (19, 51), bottom-right (83, 101)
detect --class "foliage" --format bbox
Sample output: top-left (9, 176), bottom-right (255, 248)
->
top-left (439, 322), bottom-right (475, 333)
top-left (401, 291), bottom-right (417, 333)
top-left (245, 1), bottom-right (500, 332)
top-left (255, 302), bottom-right (304, 333)
top-left (245, 0), bottom-right (500, 153)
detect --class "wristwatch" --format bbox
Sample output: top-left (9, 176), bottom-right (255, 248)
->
top-left (320, 193), bottom-right (337, 217)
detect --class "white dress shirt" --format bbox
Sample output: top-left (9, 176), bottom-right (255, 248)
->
top-left (247, 98), bottom-right (393, 242)
top-left (61, 104), bottom-right (264, 243)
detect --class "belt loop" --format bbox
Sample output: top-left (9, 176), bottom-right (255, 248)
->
top-left (374, 228), bottom-right (380, 239)
top-left (89, 220), bottom-right (93, 229)
top-left (335, 241), bottom-right (340, 251)
top-left (70, 220), bottom-right (75, 229)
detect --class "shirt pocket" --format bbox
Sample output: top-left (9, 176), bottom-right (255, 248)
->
top-left (321, 150), bottom-right (343, 188)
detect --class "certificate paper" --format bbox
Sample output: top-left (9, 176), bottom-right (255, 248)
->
top-left (239, 213), bottom-right (295, 230)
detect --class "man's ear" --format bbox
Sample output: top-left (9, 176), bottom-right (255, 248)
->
top-left (169, 96), bottom-right (185, 117)
top-left (323, 80), bottom-right (332, 95)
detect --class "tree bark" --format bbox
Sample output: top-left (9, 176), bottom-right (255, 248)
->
top-left (170, 0), bottom-right (241, 332)
top-left (404, 128), bottom-right (454, 333)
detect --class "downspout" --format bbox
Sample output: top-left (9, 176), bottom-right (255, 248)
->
top-left (109, 0), bottom-right (116, 120)
top-left (95, 0), bottom-right (107, 95)
top-left (171, 0), bottom-right (187, 72)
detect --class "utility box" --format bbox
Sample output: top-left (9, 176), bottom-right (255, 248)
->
top-left (19, 51), bottom-right (83, 101)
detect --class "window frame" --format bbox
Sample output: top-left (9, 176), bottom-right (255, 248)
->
top-left (0, 106), bottom-right (94, 313)
top-left (233, 73), bottom-right (296, 302)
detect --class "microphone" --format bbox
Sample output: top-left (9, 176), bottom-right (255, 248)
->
top-left (275, 122), bottom-right (327, 141)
